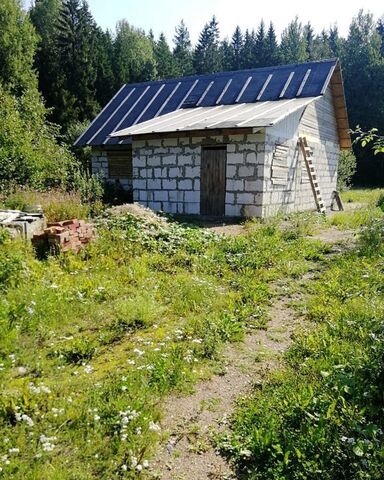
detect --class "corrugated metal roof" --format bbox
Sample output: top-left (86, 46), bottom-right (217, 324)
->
top-left (110, 97), bottom-right (318, 137)
top-left (75, 59), bottom-right (338, 147)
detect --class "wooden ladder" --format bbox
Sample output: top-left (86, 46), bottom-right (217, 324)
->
top-left (298, 137), bottom-right (326, 214)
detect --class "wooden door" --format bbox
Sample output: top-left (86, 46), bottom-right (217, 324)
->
top-left (200, 146), bottom-right (227, 216)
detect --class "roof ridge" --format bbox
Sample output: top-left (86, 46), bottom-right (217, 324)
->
top-left (121, 58), bottom-right (339, 90)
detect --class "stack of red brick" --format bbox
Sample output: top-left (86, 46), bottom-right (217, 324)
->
top-left (32, 219), bottom-right (94, 253)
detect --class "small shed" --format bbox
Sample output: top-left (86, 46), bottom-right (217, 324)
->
top-left (75, 59), bottom-right (350, 217)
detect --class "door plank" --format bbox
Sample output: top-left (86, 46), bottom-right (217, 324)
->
top-left (200, 147), bottom-right (226, 216)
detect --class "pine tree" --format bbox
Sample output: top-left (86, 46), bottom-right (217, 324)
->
top-left (155, 33), bottom-right (176, 79)
top-left (280, 17), bottom-right (307, 64)
top-left (329, 26), bottom-right (342, 57)
top-left (304, 22), bottom-right (315, 60)
top-left (231, 26), bottom-right (243, 70)
top-left (241, 29), bottom-right (256, 69)
top-left (313, 29), bottom-right (332, 59)
top-left (94, 28), bottom-right (115, 106)
top-left (193, 16), bottom-right (221, 74)
top-left (265, 22), bottom-right (280, 66)
top-left (173, 20), bottom-right (193, 76)
top-left (220, 38), bottom-right (234, 71)
top-left (376, 18), bottom-right (384, 56)
top-left (55, 0), bottom-right (101, 128)
top-left (254, 20), bottom-right (268, 66)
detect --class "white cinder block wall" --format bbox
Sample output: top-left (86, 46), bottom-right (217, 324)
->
top-left (131, 133), bottom-right (266, 216)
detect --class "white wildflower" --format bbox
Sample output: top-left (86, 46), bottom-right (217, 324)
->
top-left (149, 421), bottom-right (161, 432)
top-left (133, 348), bottom-right (144, 356)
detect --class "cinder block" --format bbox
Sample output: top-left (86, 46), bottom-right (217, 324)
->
top-left (133, 140), bottom-right (145, 149)
top-left (237, 193), bottom-right (254, 204)
top-left (185, 166), bottom-right (199, 178)
top-left (227, 144), bottom-right (236, 153)
top-left (133, 156), bottom-right (146, 168)
top-left (194, 179), bottom-right (200, 190)
top-left (225, 204), bottom-right (242, 216)
top-left (169, 190), bottom-right (184, 202)
top-left (163, 138), bottom-right (178, 147)
top-left (227, 179), bottom-right (244, 192)
top-left (162, 179), bottom-right (177, 189)
top-left (134, 179), bottom-right (146, 190)
top-left (238, 166), bottom-right (255, 177)
top-left (246, 152), bottom-right (257, 164)
top-left (178, 179), bottom-right (192, 190)
top-left (162, 154), bottom-right (176, 165)
top-left (226, 165), bottom-right (236, 177)
top-left (225, 193), bottom-right (235, 204)
top-left (154, 190), bottom-right (168, 202)
top-left (177, 155), bottom-right (193, 166)
top-left (168, 167), bottom-right (180, 178)
top-left (147, 157), bottom-right (161, 167)
top-left (185, 202), bottom-right (199, 214)
top-left (184, 190), bottom-right (199, 202)
top-left (245, 179), bottom-right (263, 191)
top-left (227, 153), bottom-right (244, 165)
top-left (243, 205), bottom-right (262, 217)
top-left (147, 179), bottom-right (162, 190)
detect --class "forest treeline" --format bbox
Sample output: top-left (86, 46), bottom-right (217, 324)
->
top-left (1, 0), bottom-right (384, 186)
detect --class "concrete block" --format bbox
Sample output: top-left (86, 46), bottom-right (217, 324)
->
top-left (154, 190), bottom-right (168, 202)
top-left (162, 179), bottom-right (177, 190)
top-left (163, 138), bottom-right (178, 147)
top-left (243, 205), bottom-right (262, 218)
top-left (225, 193), bottom-right (235, 204)
top-left (238, 166), bottom-right (255, 177)
top-left (133, 156), bottom-right (146, 168)
top-left (184, 190), bottom-right (199, 202)
top-left (194, 179), bottom-right (200, 190)
top-left (246, 152), bottom-right (257, 164)
top-left (245, 179), bottom-right (263, 191)
top-left (147, 179), bottom-right (162, 190)
top-left (185, 166), bottom-right (199, 178)
top-left (237, 193), bottom-right (254, 204)
top-left (227, 144), bottom-right (236, 153)
top-left (134, 179), bottom-right (146, 190)
top-left (178, 179), bottom-right (192, 190)
top-left (133, 140), bottom-right (145, 149)
top-left (162, 154), bottom-right (177, 165)
top-left (227, 165), bottom-right (236, 177)
top-left (178, 155), bottom-right (193, 166)
top-left (169, 190), bottom-right (184, 202)
top-left (227, 153), bottom-right (244, 165)
top-left (227, 179), bottom-right (244, 192)
top-left (168, 167), bottom-right (180, 178)
top-left (185, 202), bottom-right (199, 215)
top-left (147, 157), bottom-right (161, 167)
top-left (178, 137), bottom-right (190, 146)
top-left (225, 204), bottom-right (242, 216)
top-left (151, 202), bottom-right (162, 211)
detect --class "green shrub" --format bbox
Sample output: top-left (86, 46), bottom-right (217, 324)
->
top-left (0, 86), bottom-right (72, 193)
top-left (337, 150), bottom-right (357, 191)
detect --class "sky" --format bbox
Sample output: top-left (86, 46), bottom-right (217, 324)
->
top-left (86, 0), bottom-right (383, 44)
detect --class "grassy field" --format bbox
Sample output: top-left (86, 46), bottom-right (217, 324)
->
top-left (0, 189), bottom-right (383, 478)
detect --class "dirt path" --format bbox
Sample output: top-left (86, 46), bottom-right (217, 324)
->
top-left (149, 231), bottom-right (356, 480)
top-left (149, 294), bottom-right (301, 480)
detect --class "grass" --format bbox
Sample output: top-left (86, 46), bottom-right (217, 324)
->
top-left (0, 207), bottom-right (332, 479)
top-left (0, 189), bottom-right (100, 223)
top-left (218, 216), bottom-right (384, 479)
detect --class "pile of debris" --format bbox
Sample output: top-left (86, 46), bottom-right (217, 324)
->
top-left (32, 219), bottom-right (94, 253)
top-left (0, 209), bottom-right (46, 239)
